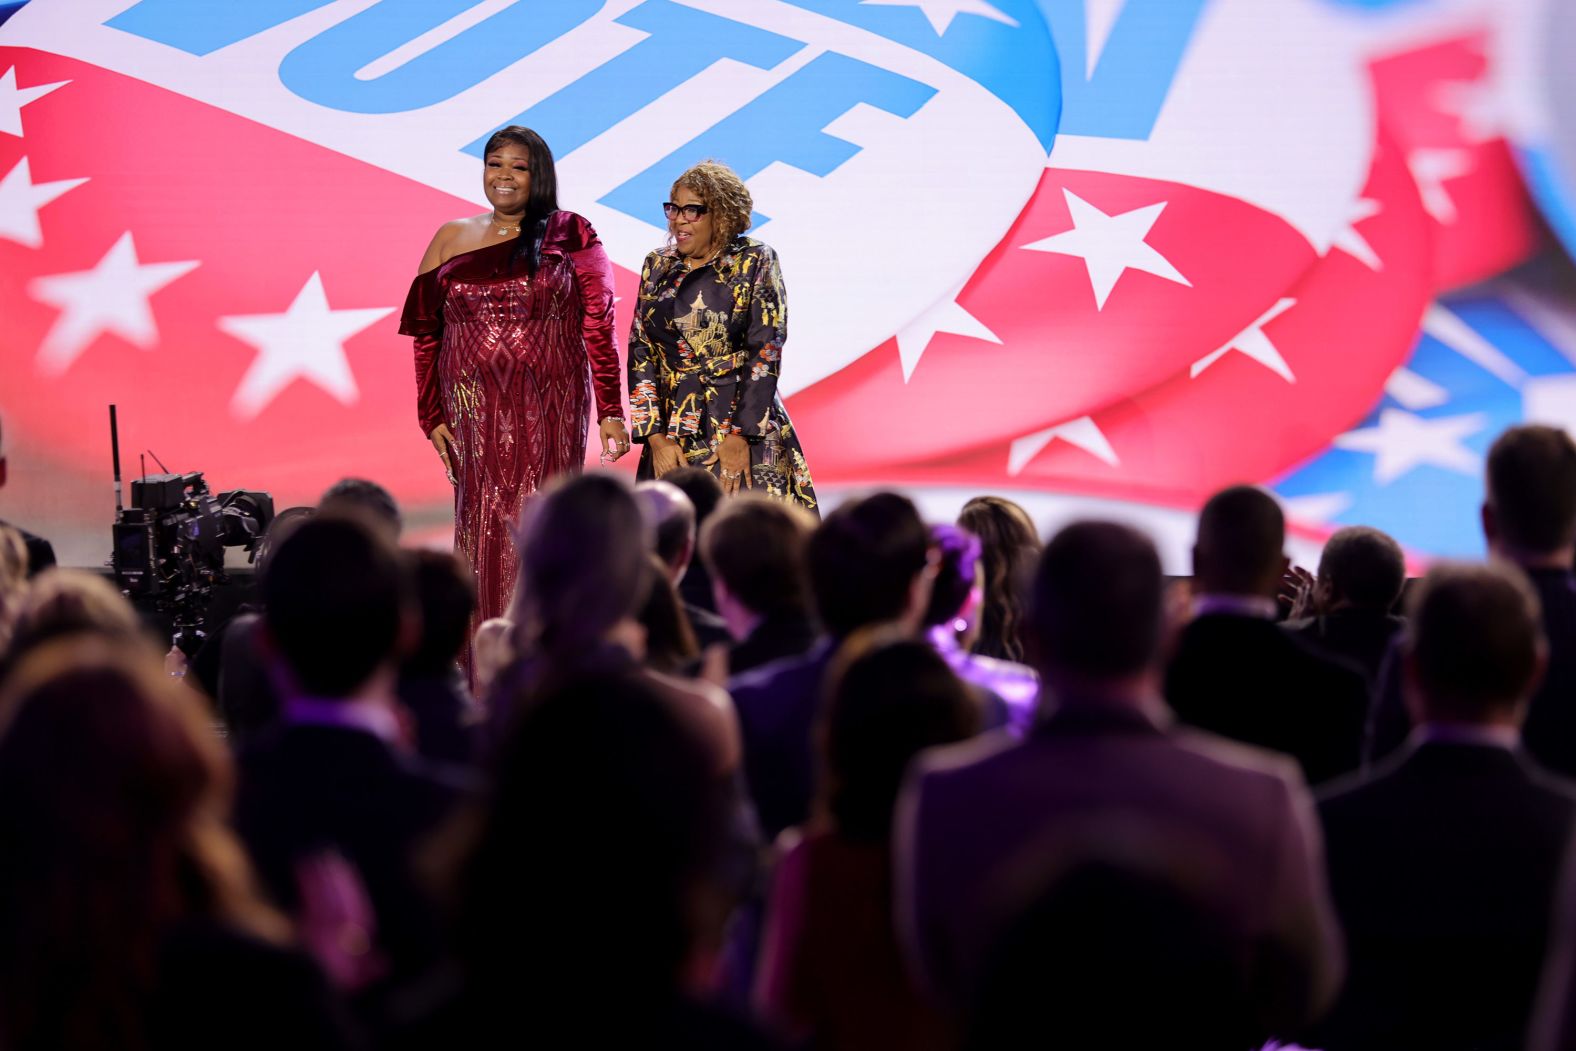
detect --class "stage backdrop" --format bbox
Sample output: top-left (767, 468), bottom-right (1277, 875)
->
top-left (3, 0), bottom-right (1576, 569)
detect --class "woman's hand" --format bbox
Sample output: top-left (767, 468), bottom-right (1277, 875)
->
top-left (647, 433), bottom-right (685, 478)
top-left (599, 417), bottom-right (632, 463)
top-left (429, 423), bottom-right (457, 485)
top-left (704, 433), bottom-right (752, 496)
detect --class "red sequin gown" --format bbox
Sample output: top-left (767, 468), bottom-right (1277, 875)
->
top-left (399, 211), bottom-right (623, 650)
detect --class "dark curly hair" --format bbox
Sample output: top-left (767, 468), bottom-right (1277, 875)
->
top-left (669, 160), bottom-right (752, 254)
top-left (958, 496), bottom-right (1041, 663)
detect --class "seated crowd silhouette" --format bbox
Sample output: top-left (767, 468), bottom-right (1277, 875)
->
top-left (5, 422), bottom-right (1576, 1050)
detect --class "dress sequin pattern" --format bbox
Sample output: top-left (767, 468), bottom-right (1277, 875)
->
top-left (400, 212), bottom-right (623, 670)
top-left (628, 237), bottom-right (817, 511)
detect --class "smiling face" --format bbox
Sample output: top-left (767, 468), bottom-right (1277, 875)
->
top-left (483, 144), bottom-right (532, 217)
top-left (670, 185), bottom-right (715, 260)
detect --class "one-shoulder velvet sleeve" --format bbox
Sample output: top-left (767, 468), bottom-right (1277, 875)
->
top-left (399, 266), bottom-right (446, 437)
top-left (557, 212), bottom-right (624, 422)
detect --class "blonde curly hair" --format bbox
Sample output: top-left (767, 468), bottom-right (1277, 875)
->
top-left (670, 160), bottom-right (753, 253)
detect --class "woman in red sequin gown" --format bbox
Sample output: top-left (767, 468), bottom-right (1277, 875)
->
top-left (399, 127), bottom-right (629, 651)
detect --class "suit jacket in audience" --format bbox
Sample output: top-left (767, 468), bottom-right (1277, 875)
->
top-left (686, 600), bottom-right (734, 650)
top-left (1368, 569), bottom-right (1576, 775)
top-left (1166, 606), bottom-right (1370, 785)
top-left (218, 612), bottom-right (282, 743)
top-left (1312, 733), bottom-right (1576, 1051)
top-left (1283, 608), bottom-right (1404, 688)
top-left (234, 714), bottom-right (472, 994)
top-left (729, 640), bottom-right (835, 840)
top-left (681, 560), bottom-right (718, 616)
top-left (729, 609), bottom-right (819, 678)
top-left (0, 518), bottom-right (55, 577)
top-left (895, 700), bottom-right (1343, 1037)
top-left (397, 667), bottom-right (480, 767)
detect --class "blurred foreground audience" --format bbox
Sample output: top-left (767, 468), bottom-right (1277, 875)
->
top-left (0, 637), bottom-right (356, 1050)
top-left (897, 520), bottom-right (1342, 1042)
top-left (1311, 561), bottom-right (1576, 1051)
top-left (698, 495), bottom-right (819, 677)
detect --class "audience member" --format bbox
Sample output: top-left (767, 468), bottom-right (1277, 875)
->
top-left (666, 466), bottom-right (726, 615)
top-left (896, 520), bottom-right (1341, 1039)
top-left (963, 835), bottom-right (1257, 1051)
top-left (209, 506), bottom-right (316, 738)
top-left (1166, 485), bottom-right (1369, 785)
top-left (3, 567), bottom-right (148, 665)
top-left (397, 549), bottom-right (479, 767)
top-left (636, 480), bottom-right (731, 649)
top-left (1311, 561), bottom-right (1576, 1051)
top-left (956, 496), bottom-right (1038, 664)
top-left (0, 637), bottom-right (356, 1050)
top-left (756, 632), bottom-right (975, 1051)
top-left (398, 671), bottom-right (777, 1049)
top-left (1370, 425), bottom-right (1576, 775)
top-left (494, 472), bottom-right (740, 776)
top-left (638, 552), bottom-right (701, 675)
top-left (923, 524), bottom-right (1037, 733)
top-left (730, 492), bottom-right (935, 838)
top-left (1283, 525), bottom-right (1407, 686)
top-left (318, 477), bottom-right (402, 540)
top-left (469, 616), bottom-right (513, 700)
top-left (234, 516), bottom-right (472, 1020)
top-left (0, 414), bottom-right (56, 578)
top-left (698, 495), bottom-right (819, 677)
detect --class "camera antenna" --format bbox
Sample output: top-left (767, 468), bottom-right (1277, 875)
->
top-left (147, 449), bottom-right (170, 474)
top-left (109, 404), bottom-right (123, 514)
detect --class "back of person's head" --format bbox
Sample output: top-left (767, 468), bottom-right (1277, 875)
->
top-left (636, 553), bottom-right (699, 675)
top-left (1405, 561), bottom-right (1545, 724)
top-left (663, 466), bottom-right (725, 526)
top-left (1193, 485), bottom-right (1286, 596)
top-left (634, 480), bottom-right (696, 574)
top-left (318, 477), bottom-right (402, 540)
top-left (699, 495), bottom-right (813, 619)
top-left (924, 523), bottom-right (983, 628)
top-left (821, 632), bottom-right (977, 842)
top-left (958, 496), bottom-right (1041, 663)
top-left (1316, 525), bottom-right (1406, 613)
top-left (0, 637), bottom-right (281, 1050)
top-left (252, 506), bottom-right (315, 587)
top-left (6, 568), bottom-right (146, 661)
top-left (404, 550), bottom-right (477, 679)
top-left (1484, 425), bottom-right (1576, 557)
top-left (513, 473), bottom-right (651, 660)
top-left (1033, 521), bottom-right (1163, 679)
top-left (263, 516), bottom-right (410, 698)
top-left (452, 670), bottom-right (725, 1003)
top-left (966, 840), bottom-right (1252, 1051)
top-left (471, 617), bottom-right (514, 698)
top-left (809, 492), bottom-right (931, 638)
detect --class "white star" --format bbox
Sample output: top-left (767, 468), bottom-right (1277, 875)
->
top-left (1022, 190), bottom-right (1191, 310)
top-left (1331, 197), bottom-right (1383, 270)
top-left (1281, 492), bottom-right (1353, 525)
top-left (219, 272), bottom-right (392, 420)
top-left (1191, 298), bottom-right (1298, 382)
top-left (1007, 416), bottom-right (1119, 476)
top-left (1432, 78), bottom-right (1501, 144)
top-left (29, 231), bottom-right (199, 376)
top-left (1333, 408), bottom-right (1487, 485)
top-left (0, 66), bottom-right (69, 139)
top-left (1408, 148), bottom-right (1474, 225)
top-left (1384, 366), bottom-right (1450, 411)
top-left (1422, 304), bottom-right (1527, 386)
top-left (859, 0), bottom-right (1018, 35)
top-left (896, 283), bottom-right (1000, 381)
top-left (0, 157), bottom-right (87, 248)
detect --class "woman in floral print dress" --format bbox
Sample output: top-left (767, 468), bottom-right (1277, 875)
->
top-left (627, 161), bottom-right (817, 512)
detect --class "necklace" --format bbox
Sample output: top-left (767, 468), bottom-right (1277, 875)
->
top-left (491, 212), bottom-right (521, 236)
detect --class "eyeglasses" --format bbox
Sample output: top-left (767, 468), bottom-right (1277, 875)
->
top-left (662, 202), bottom-right (709, 221)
